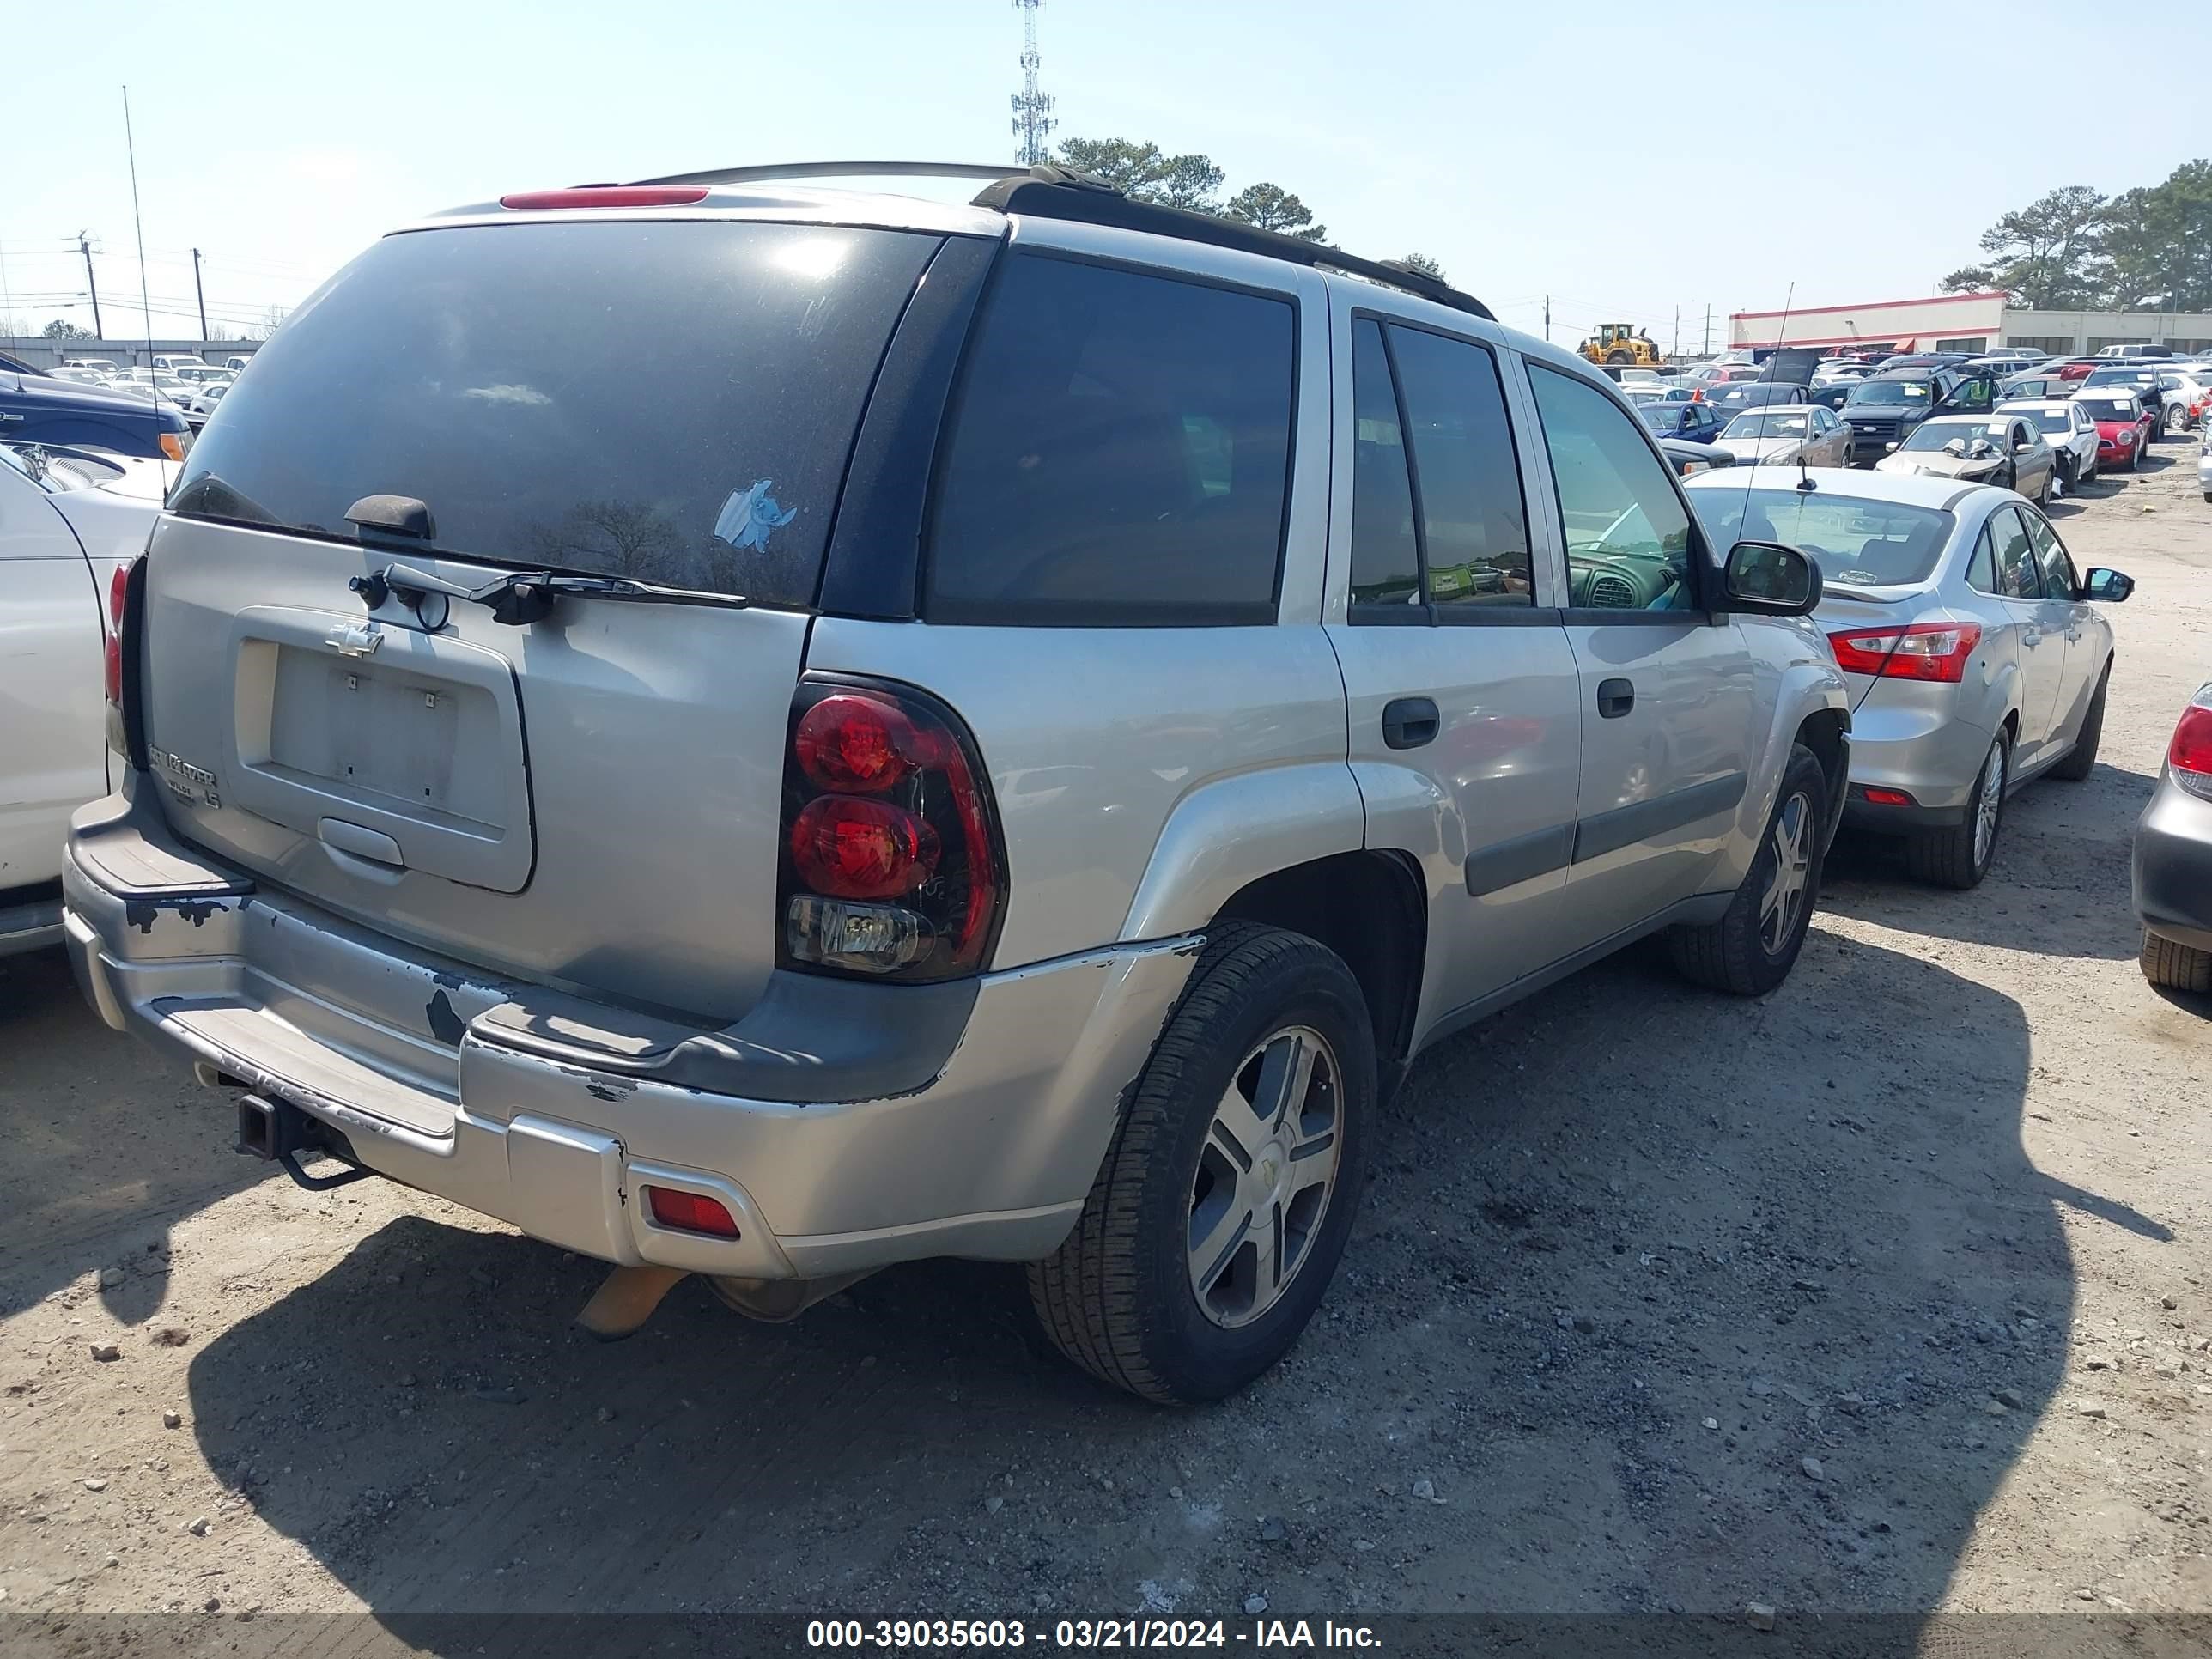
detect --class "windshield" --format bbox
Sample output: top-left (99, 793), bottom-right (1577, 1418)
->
top-left (170, 220), bottom-right (941, 605)
top-left (1722, 410), bottom-right (1812, 439)
top-left (1901, 421), bottom-right (2006, 453)
top-left (2078, 397), bottom-right (2136, 421)
top-left (1638, 404), bottom-right (1688, 432)
top-left (1848, 379), bottom-right (1931, 406)
top-left (2025, 409), bottom-right (2072, 434)
top-left (1690, 487), bottom-right (1954, 587)
top-left (2084, 368), bottom-right (2155, 388)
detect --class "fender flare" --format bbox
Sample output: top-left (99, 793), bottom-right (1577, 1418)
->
top-left (1728, 661), bottom-right (1849, 871)
top-left (1117, 763), bottom-right (1367, 943)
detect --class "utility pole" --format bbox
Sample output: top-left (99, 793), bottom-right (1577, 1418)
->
top-left (1543, 295), bottom-right (1551, 343)
top-left (78, 232), bottom-right (102, 338)
top-left (1673, 306), bottom-right (1680, 360)
top-left (1702, 304), bottom-right (1711, 357)
top-left (191, 248), bottom-right (209, 340)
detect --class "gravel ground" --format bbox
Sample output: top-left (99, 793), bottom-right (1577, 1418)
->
top-left (3, 445), bottom-right (2209, 1638)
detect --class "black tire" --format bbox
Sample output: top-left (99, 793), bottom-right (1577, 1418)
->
top-left (1669, 743), bottom-right (1828, 996)
top-left (1607, 349), bottom-right (1633, 365)
top-left (2035, 465), bottom-right (2051, 507)
top-left (1027, 923), bottom-right (1376, 1403)
top-left (2126, 441), bottom-right (2141, 471)
top-left (2142, 931), bottom-right (2212, 994)
top-left (2051, 661), bottom-right (2109, 781)
top-left (1907, 730), bottom-right (2008, 889)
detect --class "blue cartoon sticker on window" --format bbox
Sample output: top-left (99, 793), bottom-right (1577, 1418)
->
top-left (714, 479), bottom-right (799, 551)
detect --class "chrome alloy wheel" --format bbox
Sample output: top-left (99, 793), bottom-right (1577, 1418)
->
top-left (1758, 791), bottom-right (1814, 956)
top-left (1187, 1025), bottom-right (1343, 1329)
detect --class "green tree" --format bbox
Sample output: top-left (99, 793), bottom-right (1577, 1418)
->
top-left (2096, 161), bottom-right (2212, 311)
top-left (1396, 252), bottom-right (1447, 280)
top-left (1054, 137), bottom-right (1224, 210)
top-left (40, 319), bottom-right (94, 341)
top-left (1937, 185), bottom-right (2107, 307)
top-left (1220, 182), bottom-right (1326, 242)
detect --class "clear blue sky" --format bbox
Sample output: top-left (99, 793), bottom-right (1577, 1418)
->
top-left (7, 0), bottom-right (2206, 351)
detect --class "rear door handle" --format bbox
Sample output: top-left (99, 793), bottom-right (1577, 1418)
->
top-left (1596, 678), bottom-right (1635, 719)
top-left (1381, 696), bottom-right (1439, 750)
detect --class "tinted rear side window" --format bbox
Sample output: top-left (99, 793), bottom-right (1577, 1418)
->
top-left (925, 252), bottom-right (1295, 625)
top-left (171, 221), bottom-right (942, 605)
top-left (1348, 318), bottom-right (1419, 605)
top-left (1387, 325), bottom-right (1532, 606)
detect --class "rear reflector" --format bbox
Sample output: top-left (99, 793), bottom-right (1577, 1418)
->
top-left (158, 431), bottom-right (186, 463)
top-left (643, 1186), bottom-right (739, 1238)
top-left (1861, 787), bottom-right (1917, 807)
top-left (500, 186), bottom-right (710, 210)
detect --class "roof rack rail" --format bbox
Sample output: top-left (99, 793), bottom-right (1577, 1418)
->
top-left (969, 169), bottom-right (1495, 323)
top-left (621, 161), bottom-right (1495, 324)
top-left (626, 161), bottom-right (1028, 188)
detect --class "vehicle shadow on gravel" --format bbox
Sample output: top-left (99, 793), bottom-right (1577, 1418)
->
top-left (181, 931), bottom-right (2162, 1621)
top-left (0, 948), bottom-right (264, 1324)
top-left (1818, 758), bottom-right (2157, 962)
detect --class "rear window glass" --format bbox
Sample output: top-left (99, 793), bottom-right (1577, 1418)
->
top-left (1688, 487), bottom-right (1954, 586)
top-left (924, 252), bottom-right (1294, 626)
top-left (169, 220), bottom-right (942, 605)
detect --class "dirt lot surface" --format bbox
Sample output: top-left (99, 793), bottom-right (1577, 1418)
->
top-left (3, 447), bottom-right (2210, 1644)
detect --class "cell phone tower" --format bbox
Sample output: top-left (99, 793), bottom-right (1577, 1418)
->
top-left (1011, 0), bottom-right (1056, 166)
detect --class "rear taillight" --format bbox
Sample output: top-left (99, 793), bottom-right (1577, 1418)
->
top-left (104, 563), bottom-right (128, 706)
top-left (2170, 692), bottom-right (2212, 800)
top-left (106, 555), bottom-right (146, 765)
top-left (1827, 621), bottom-right (1984, 684)
top-left (778, 678), bottom-right (1006, 981)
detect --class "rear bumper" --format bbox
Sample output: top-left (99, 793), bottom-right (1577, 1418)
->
top-left (1837, 697), bottom-right (1990, 832)
top-left (2134, 774), bottom-right (2212, 952)
top-left (64, 787), bottom-right (1198, 1279)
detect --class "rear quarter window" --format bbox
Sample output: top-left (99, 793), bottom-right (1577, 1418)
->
top-left (169, 220), bottom-right (943, 605)
top-left (923, 252), bottom-right (1296, 626)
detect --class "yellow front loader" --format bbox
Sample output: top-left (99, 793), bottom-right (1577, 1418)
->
top-left (1578, 324), bottom-right (1665, 368)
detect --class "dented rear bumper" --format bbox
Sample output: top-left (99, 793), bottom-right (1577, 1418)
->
top-left (64, 786), bottom-right (1198, 1278)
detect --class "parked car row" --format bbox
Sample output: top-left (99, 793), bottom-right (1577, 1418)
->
top-left (52, 354), bottom-right (247, 428)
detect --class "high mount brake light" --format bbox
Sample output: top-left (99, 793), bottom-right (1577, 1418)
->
top-left (1827, 621), bottom-right (1984, 684)
top-left (499, 186), bottom-right (710, 210)
top-left (778, 680), bottom-right (1005, 981)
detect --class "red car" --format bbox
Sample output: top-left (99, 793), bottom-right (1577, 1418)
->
top-left (2076, 390), bottom-right (2156, 471)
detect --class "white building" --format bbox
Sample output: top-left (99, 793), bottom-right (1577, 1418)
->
top-left (1730, 292), bottom-right (2212, 356)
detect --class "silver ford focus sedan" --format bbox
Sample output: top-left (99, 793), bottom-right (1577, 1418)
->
top-left (1687, 468), bottom-right (2134, 887)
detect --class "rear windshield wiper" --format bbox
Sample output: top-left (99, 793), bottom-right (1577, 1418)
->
top-left (359, 561), bottom-right (750, 626)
